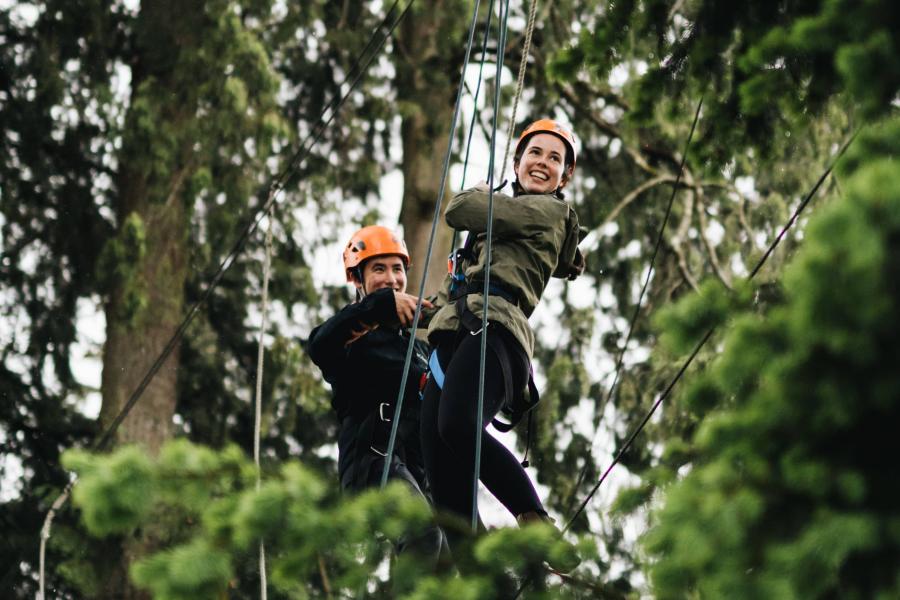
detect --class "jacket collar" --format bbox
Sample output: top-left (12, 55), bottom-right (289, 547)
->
top-left (512, 179), bottom-right (566, 200)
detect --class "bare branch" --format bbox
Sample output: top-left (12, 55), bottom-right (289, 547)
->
top-left (667, 235), bottom-right (700, 292)
top-left (594, 174), bottom-right (679, 233)
top-left (532, 60), bottom-right (658, 173)
top-left (693, 186), bottom-right (733, 289)
top-left (668, 183), bottom-right (699, 291)
top-left (668, 0), bottom-right (687, 22)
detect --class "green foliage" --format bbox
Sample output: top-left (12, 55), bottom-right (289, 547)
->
top-left (554, 0), bottom-right (898, 157)
top-left (131, 539), bottom-right (233, 600)
top-left (96, 212), bottom-right (149, 322)
top-left (610, 483), bottom-right (654, 516)
top-left (836, 117), bottom-right (900, 182)
top-left (654, 279), bottom-right (754, 356)
top-left (65, 440), bottom-right (602, 599)
top-left (64, 446), bottom-right (155, 536)
top-left (642, 121), bottom-right (900, 598)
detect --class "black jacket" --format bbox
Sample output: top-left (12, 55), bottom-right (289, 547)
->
top-left (307, 288), bottom-right (430, 490)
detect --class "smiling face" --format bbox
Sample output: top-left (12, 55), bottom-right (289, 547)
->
top-left (354, 255), bottom-right (408, 295)
top-left (514, 133), bottom-right (572, 194)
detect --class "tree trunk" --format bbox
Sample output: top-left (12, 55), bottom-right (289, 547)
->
top-left (96, 2), bottom-right (196, 596)
top-left (98, 191), bottom-right (187, 455)
top-left (395, 2), bottom-right (468, 296)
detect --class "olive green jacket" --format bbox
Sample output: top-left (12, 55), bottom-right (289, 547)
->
top-left (426, 187), bottom-right (584, 359)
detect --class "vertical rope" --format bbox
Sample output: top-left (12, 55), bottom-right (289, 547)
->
top-left (253, 204), bottom-right (275, 599)
top-left (450, 0), bottom-right (496, 256)
top-left (499, 0), bottom-right (539, 179)
top-left (379, 0), bottom-right (485, 488)
top-left (460, 0), bottom-right (495, 190)
top-left (472, 0), bottom-right (510, 532)
top-left (37, 480), bottom-right (74, 600)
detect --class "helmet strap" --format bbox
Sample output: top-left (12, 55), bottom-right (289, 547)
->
top-left (351, 266), bottom-right (367, 300)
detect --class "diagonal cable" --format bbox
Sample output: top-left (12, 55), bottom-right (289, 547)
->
top-left (566, 96), bottom-right (703, 513)
top-left (564, 128), bottom-right (859, 533)
top-left (94, 0), bottom-right (414, 454)
top-left (36, 4), bottom-right (416, 595)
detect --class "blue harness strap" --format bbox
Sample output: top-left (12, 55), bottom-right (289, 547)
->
top-left (428, 350), bottom-right (446, 390)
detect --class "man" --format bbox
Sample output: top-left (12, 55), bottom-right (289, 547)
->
top-left (307, 225), bottom-right (444, 560)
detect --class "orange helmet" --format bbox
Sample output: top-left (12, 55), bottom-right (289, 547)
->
top-left (342, 225), bottom-right (410, 282)
top-left (514, 119), bottom-right (577, 168)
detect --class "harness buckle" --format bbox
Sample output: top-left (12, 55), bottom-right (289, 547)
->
top-left (469, 322), bottom-right (489, 336)
top-left (378, 402), bottom-right (392, 422)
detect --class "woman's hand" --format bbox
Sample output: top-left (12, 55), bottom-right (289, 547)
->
top-left (394, 292), bottom-right (433, 327)
top-left (567, 249), bottom-right (586, 280)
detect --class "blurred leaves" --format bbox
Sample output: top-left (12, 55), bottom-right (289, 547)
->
top-left (642, 119), bottom-right (900, 597)
top-left (66, 440), bottom-right (601, 599)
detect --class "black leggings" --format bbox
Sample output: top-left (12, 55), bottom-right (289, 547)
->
top-left (420, 328), bottom-right (544, 527)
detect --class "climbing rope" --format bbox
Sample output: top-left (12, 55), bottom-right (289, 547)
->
top-left (473, 0), bottom-right (511, 531)
top-left (38, 481), bottom-right (72, 600)
top-left (459, 0), bottom-right (495, 190)
top-left (499, 0), bottom-right (539, 180)
top-left (379, 0), bottom-right (485, 489)
top-left (253, 208), bottom-right (274, 600)
top-left (448, 0), bottom-right (495, 258)
top-left (563, 128), bottom-right (859, 533)
top-left (566, 95), bottom-right (703, 514)
top-left (36, 2), bottom-right (416, 594)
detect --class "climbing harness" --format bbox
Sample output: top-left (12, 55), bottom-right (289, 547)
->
top-left (428, 279), bottom-right (541, 437)
top-left (345, 333), bottom-right (427, 490)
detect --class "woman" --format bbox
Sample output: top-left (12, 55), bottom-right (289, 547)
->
top-left (421, 119), bottom-right (585, 546)
top-left (307, 225), bottom-right (445, 561)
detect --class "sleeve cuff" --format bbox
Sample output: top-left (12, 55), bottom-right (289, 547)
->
top-left (359, 287), bottom-right (397, 325)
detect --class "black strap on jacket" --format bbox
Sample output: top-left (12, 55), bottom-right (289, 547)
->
top-left (449, 279), bottom-right (519, 306)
